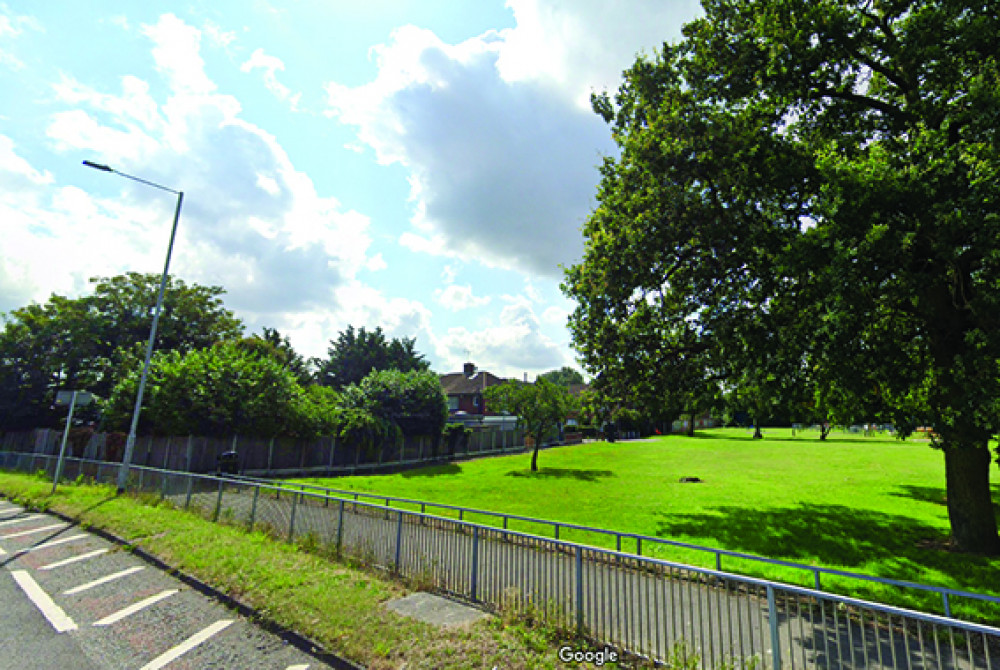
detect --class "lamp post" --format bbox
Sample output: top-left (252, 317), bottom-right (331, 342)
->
top-left (83, 160), bottom-right (184, 493)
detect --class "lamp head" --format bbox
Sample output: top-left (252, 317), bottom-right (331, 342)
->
top-left (82, 160), bottom-right (113, 172)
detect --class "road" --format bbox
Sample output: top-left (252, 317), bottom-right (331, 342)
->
top-left (0, 499), bottom-right (333, 670)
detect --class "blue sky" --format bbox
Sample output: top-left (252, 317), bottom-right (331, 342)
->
top-left (0, 0), bottom-right (700, 378)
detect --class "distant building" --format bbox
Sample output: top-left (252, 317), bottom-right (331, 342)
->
top-left (439, 362), bottom-right (509, 418)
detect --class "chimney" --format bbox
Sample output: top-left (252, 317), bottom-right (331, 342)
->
top-left (464, 362), bottom-right (476, 378)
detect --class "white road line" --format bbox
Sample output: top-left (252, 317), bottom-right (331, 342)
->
top-left (10, 570), bottom-right (78, 633)
top-left (138, 619), bottom-right (234, 670)
top-left (25, 534), bottom-right (88, 552)
top-left (64, 566), bottom-right (145, 595)
top-left (2, 523), bottom-right (67, 539)
top-left (39, 548), bottom-right (110, 570)
top-left (0, 545), bottom-right (6, 556)
top-left (0, 513), bottom-right (44, 527)
top-left (286, 665), bottom-right (311, 670)
top-left (92, 589), bottom-right (179, 626)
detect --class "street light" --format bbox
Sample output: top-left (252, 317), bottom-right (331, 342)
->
top-left (83, 160), bottom-right (184, 493)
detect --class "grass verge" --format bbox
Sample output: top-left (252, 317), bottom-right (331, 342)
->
top-left (0, 470), bottom-right (609, 670)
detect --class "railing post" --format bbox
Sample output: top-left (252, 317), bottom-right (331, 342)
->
top-left (184, 475), bottom-right (194, 509)
top-left (636, 537), bottom-right (642, 556)
top-left (212, 478), bottom-right (224, 521)
top-left (336, 499), bottom-right (345, 556)
top-left (767, 585), bottom-right (781, 670)
top-left (554, 523), bottom-right (560, 540)
top-left (716, 551), bottom-right (721, 571)
top-left (470, 526), bottom-right (479, 601)
top-left (249, 485), bottom-right (259, 531)
top-left (288, 492), bottom-right (299, 543)
top-left (160, 472), bottom-right (168, 501)
top-left (394, 511), bottom-right (404, 575)
top-left (575, 545), bottom-right (584, 636)
top-left (814, 569), bottom-right (821, 590)
top-left (943, 592), bottom-right (951, 617)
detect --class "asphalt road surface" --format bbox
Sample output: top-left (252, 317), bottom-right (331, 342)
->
top-left (0, 499), bottom-right (332, 670)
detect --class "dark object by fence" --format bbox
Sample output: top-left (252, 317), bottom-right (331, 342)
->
top-left (217, 450), bottom-right (239, 475)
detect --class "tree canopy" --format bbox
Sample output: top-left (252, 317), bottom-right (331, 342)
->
top-left (104, 341), bottom-right (337, 439)
top-left (537, 366), bottom-right (585, 387)
top-left (564, 0), bottom-right (1000, 553)
top-left (485, 378), bottom-right (572, 472)
top-left (314, 325), bottom-right (429, 390)
top-left (0, 273), bottom-right (243, 430)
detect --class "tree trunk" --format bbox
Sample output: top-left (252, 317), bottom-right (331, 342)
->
top-left (530, 444), bottom-right (539, 472)
top-left (819, 424), bottom-right (831, 441)
top-left (943, 443), bottom-right (1000, 555)
top-left (753, 422), bottom-right (763, 439)
top-left (686, 412), bottom-right (695, 437)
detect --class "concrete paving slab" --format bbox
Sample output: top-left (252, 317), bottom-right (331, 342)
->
top-left (384, 592), bottom-right (491, 628)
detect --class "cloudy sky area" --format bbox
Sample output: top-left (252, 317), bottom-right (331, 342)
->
top-left (0, 0), bottom-right (700, 378)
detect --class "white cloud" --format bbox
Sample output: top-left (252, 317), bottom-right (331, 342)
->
top-left (434, 284), bottom-right (491, 311)
top-left (240, 47), bottom-right (301, 110)
top-left (365, 252), bottom-right (387, 272)
top-left (0, 5), bottom-right (41, 70)
top-left (324, 2), bottom-right (699, 279)
top-left (30, 13), bottom-right (379, 334)
top-left (497, 0), bottom-right (701, 106)
top-left (433, 295), bottom-right (570, 378)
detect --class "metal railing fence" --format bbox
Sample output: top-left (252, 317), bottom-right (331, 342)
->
top-left (225, 474), bottom-right (1000, 622)
top-left (3, 451), bottom-right (999, 669)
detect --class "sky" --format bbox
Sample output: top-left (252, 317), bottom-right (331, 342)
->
top-left (0, 0), bottom-right (701, 379)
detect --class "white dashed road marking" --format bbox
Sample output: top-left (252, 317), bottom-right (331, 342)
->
top-left (92, 589), bottom-right (179, 627)
top-left (23, 534), bottom-right (87, 552)
top-left (64, 566), bottom-right (145, 595)
top-left (39, 548), bottom-right (110, 570)
top-left (10, 569), bottom-right (78, 633)
top-left (0, 513), bottom-right (44, 527)
top-left (138, 619), bottom-right (234, 670)
top-left (286, 665), bottom-right (311, 670)
top-left (2, 523), bottom-right (67, 539)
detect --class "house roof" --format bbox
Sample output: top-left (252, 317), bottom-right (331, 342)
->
top-left (439, 371), bottom-right (508, 395)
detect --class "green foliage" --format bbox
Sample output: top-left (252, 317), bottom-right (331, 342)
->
top-left (564, 0), bottom-right (1000, 553)
top-left (536, 366), bottom-right (584, 387)
top-left (0, 273), bottom-right (243, 430)
top-left (314, 325), bottom-right (429, 390)
top-left (104, 341), bottom-right (336, 439)
top-left (485, 377), bottom-right (572, 471)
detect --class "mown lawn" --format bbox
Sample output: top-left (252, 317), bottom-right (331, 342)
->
top-left (303, 427), bottom-right (1000, 622)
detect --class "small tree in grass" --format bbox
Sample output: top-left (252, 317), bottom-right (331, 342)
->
top-left (485, 377), bottom-right (571, 472)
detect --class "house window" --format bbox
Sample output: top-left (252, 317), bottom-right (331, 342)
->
top-left (473, 395), bottom-right (481, 408)
top-left (448, 396), bottom-right (459, 411)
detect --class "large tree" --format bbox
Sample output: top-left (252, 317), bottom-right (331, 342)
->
top-left (315, 325), bottom-right (429, 390)
top-left (564, 0), bottom-right (1000, 553)
top-left (0, 273), bottom-right (243, 430)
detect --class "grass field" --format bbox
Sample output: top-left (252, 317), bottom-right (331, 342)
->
top-left (302, 427), bottom-right (1000, 622)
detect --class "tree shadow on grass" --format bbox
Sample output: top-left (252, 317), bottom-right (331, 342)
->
top-left (653, 503), bottom-right (999, 592)
top-left (890, 482), bottom-right (1000, 516)
top-left (505, 467), bottom-right (615, 482)
top-left (400, 464), bottom-right (462, 478)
